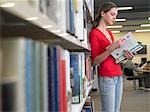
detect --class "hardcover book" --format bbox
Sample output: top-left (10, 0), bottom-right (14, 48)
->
top-left (70, 53), bottom-right (80, 103)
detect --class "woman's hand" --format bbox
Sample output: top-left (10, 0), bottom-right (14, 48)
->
top-left (124, 50), bottom-right (133, 60)
top-left (107, 41), bottom-right (121, 52)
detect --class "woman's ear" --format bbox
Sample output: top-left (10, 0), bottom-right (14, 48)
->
top-left (101, 11), bottom-right (105, 17)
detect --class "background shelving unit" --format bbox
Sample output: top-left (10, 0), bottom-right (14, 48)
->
top-left (0, 0), bottom-right (94, 112)
top-left (0, 1), bottom-right (90, 51)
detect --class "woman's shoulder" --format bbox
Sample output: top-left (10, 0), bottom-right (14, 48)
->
top-left (89, 28), bottom-right (97, 37)
top-left (90, 28), bottom-right (99, 33)
top-left (90, 28), bottom-right (103, 36)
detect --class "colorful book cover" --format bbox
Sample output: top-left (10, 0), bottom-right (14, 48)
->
top-left (48, 46), bottom-right (60, 111)
top-left (67, 0), bottom-right (75, 35)
top-left (70, 53), bottom-right (80, 103)
top-left (52, 46), bottom-right (60, 111)
top-left (25, 39), bottom-right (34, 112)
top-left (47, 46), bottom-right (55, 111)
top-left (59, 48), bottom-right (67, 112)
top-left (32, 41), bottom-right (41, 111)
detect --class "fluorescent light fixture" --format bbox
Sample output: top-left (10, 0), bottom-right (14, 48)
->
top-left (26, 17), bottom-right (38, 21)
top-left (0, 2), bottom-right (16, 8)
top-left (118, 7), bottom-right (133, 10)
top-left (111, 31), bottom-right (120, 33)
top-left (107, 25), bottom-right (122, 28)
top-left (141, 24), bottom-right (150, 27)
top-left (51, 29), bottom-right (61, 33)
top-left (135, 29), bottom-right (150, 32)
top-left (42, 25), bottom-right (53, 29)
top-left (115, 18), bottom-right (126, 22)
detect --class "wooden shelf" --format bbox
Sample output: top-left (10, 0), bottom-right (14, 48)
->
top-left (0, 1), bottom-right (90, 51)
top-left (71, 84), bottom-right (92, 112)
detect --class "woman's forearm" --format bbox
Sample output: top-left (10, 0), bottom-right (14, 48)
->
top-left (93, 49), bottom-right (112, 65)
top-left (93, 41), bottom-right (120, 65)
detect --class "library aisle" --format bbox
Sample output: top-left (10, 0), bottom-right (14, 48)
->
top-left (0, 0), bottom-right (94, 112)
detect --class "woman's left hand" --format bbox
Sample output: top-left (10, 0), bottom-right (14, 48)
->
top-left (124, 50), bottom-right (133, 60)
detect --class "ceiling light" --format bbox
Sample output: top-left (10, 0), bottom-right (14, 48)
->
top-left (135, 29), bottom-right (150, 32)
top-left (118, 7), bottom-right (133, 10)
top-left (107, 25), bottom-right (122, 28)
top-left (0, 2), bottom-right (16, 8)
top-left (140, 24), bottom-right (150, 27)
top-left (26, 17), bottom-right (38, 21)
top-left (115, 18), bottom-right (126, 22)
top-left (111, 31), bottom-right (120, 33)
top-left (42, 25), bottom-right (53, 29)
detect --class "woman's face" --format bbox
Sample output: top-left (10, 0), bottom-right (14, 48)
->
top-left (102, 7), bottom-right (118, 25)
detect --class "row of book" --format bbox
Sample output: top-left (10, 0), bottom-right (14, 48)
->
top-left (22, 0), bottom-right (93, 45)
top-left (1, 38), bottom-right (93, 112)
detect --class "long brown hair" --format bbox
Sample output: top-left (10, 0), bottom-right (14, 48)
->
top-left (92, 2), bottom-right (117, 28)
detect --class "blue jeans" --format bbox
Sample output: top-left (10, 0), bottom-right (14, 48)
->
top-left (98, 76), bottom-right (123, 112)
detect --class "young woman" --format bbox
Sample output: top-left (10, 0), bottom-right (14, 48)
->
top-left (89, 2), bottom-right (131, 112)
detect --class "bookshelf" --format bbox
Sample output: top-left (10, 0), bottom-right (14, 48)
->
top-left (0, 0), bottom-right (94, 112)
top-left (0, 1), bottom-right (90, 51)
top-left (72, 84), bottom-right (92, 112)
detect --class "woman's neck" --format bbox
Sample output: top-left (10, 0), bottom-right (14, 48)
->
top-left (97, 20), bottom-right (107, 32)
top-left (97, 20), bottom-right (113, 43)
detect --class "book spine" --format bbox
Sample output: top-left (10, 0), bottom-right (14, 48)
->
top-left (70, 53), bottom-right (80, 103)
top-left (25, 39), bottom-right (33, 112)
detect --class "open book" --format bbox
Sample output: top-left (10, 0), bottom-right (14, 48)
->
top-left (111, 32), bottom-right (143, 63)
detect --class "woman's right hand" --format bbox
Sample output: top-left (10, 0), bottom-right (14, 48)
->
top-left (107, 41), bottom-right (120, 52)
